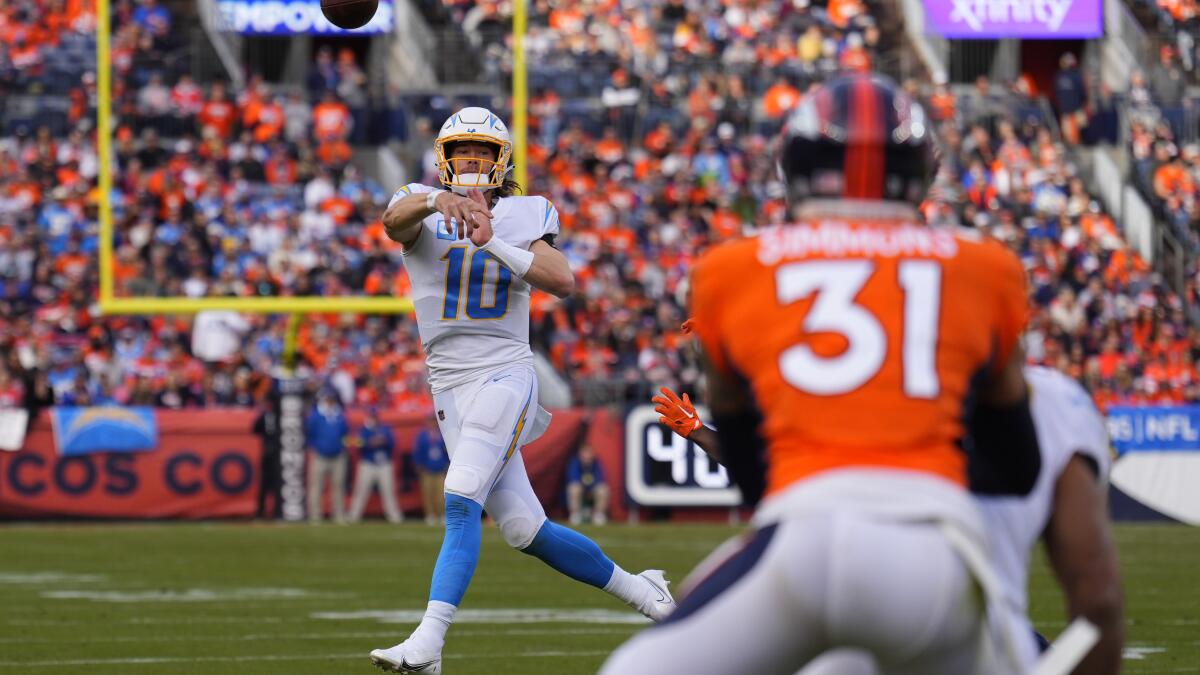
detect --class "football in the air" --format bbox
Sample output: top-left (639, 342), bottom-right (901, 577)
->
top-left (320, 0), bottom-right (379, 29)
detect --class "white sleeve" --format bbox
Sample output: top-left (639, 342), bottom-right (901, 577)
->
top-left (1035, 368), bottom-right (1112, 484)
top-left (387, 183), bottom-right (435, 208)
top-left (539, 197), bottom-right (561, 240)
top-left (1064, 382), bottom-right (1112, 484)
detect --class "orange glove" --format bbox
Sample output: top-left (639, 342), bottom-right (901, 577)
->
top-left (680, 318), bottom-right (697, 334)
top-left (652, 386), bottom-right (703, 439)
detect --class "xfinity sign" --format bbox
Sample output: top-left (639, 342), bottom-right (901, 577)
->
top-left (924, 0), bottom-right (1103, 38)
top-left (217, 0), bottom-right (394, 35)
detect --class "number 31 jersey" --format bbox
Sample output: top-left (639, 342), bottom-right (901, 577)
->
top-left (690, 213), bottom-right (1029, 498)
top-left (389, 183), bottom-right (561, 393)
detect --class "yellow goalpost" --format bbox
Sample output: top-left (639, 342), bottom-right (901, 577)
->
top-left (93, 0), bottom-right (529, 352)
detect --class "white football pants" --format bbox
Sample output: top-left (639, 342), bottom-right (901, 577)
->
top-left (601, 514), bottom-right (997, 675)
top-left (432, 362), bottom-right (550, 549)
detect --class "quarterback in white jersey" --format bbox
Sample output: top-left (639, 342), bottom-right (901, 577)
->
top-left (368, 107), bottom-right (675, 675)
top-left (640, 366), bottom-right (1124, 675)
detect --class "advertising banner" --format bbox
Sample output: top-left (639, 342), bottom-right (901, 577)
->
top-left (50, 407), bottom-right (158, 456)
top-left (0, 408), bottom-right (617, 521)
top-left (1, 410), bottom-right (260, 519)
top-left (1107, 406), bottom-right (1200, 525)
top-left (924, 0), bottom-right (1104, 39)
top-left (216, 0), bottom-right (394, 35)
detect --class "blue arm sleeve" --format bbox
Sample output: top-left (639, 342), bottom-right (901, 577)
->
top-left (566, 457), bottom-right (581, 483)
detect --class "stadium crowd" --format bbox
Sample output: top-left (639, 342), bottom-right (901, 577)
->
top-left (0, 0), bottom-right (1197, 422)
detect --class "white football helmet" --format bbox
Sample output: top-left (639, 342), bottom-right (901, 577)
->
top-left (435, 107), bottom-right (513, 194)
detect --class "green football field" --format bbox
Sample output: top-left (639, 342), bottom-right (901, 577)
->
top-left (0, 522), bottom-right (1196, 674)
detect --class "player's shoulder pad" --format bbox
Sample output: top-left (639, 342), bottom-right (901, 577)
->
top-left (1025, 366), bottom-right (1112, 481)
top-left (388, 183), bottom-right (436, 207)
top-left (505, 194), bottom-right (560, 234)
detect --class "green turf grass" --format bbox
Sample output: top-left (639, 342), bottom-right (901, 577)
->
top-left (0, 523), bottom-right (1195, 674)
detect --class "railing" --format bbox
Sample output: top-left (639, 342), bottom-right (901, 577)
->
top-left (1158, 223), bottom-right (1192, 295)
top-left (196, 0), bottom-right (246, 91)
top-left (898, 0), bottom-right (948, 83)
top-left (1123, 183), bottom-right (1157, 263)
top-left (1108, 0), bottom-right (1155, 66)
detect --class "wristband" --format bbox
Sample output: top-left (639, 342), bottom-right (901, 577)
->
top-left (478, 236), bottom-right (535, 277)
top-left (425, 189), bottom-right (446, 211)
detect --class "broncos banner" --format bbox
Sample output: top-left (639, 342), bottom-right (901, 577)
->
top-left (51, 407), bottom-right (158, 456)
top-left (0, 408), bottom-right (623, 521)
top-left (1, 410), bottom-right (260, 519)
top-left (1107, 406), bottom-right (1200, 525)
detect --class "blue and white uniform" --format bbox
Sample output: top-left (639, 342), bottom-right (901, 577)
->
top-left (372, 108), bottom-right (673, 675)
top-left (388, 183), bottom-right (557, 542)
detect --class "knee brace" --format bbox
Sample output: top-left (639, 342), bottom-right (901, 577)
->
top-left (489, 487), bottom-right (546, 549)
top-left (500, 516), bottom-right (541, 550)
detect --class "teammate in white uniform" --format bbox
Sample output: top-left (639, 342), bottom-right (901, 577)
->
top-left (368, 107), bottom-right (675, 674)
top-left (645, 365), bottom-right (1124, 674)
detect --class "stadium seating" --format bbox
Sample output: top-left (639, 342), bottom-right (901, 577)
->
top-left (0, 0), bottom-right (1196, 416)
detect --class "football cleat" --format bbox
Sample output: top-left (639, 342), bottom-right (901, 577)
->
top-left (369, 640), bottom-right (443, 674)
top-left (629, 569), bottom-right (677, 622)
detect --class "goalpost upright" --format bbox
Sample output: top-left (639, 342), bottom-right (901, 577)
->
top-left (94, 0), bottom-right (415, 317)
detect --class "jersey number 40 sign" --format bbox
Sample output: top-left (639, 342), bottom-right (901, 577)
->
top-left (624, 405), bottom-right (743, 507)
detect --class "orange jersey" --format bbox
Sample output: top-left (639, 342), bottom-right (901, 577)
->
top-left (691, 216), bottom-right (1028, 497)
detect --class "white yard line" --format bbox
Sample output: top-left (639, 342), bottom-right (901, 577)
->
top-left (1123, 646), bottom-right (1169, 660)
top-left (0, 649), bottom-right (612, 668)
top-left (311, 607), bottom-right (651, 625)
top-left (40, 587), bottom-right (349, 603)
top-left (5, 616), bottom-right (303, 627)
top-left (0, 572), bottom-right (106, 584)
top-left (0, 627), bottom-right (633, 645)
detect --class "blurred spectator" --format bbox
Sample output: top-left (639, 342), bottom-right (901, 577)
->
top-left (1053, 53), bottom-right (1086, 144)
top-left (0, 0), bottom-right (1191, 428)
top-left (305, 389), bottom-right (349, 523)
top-left (566, 443), bottom-right (608, 526)
top-left (252, 395), bottom-right (284, 520)
top-left (412, 412), bottom-right (449, 526)
top-left (348, 405), bottom-right (402, 523)
top-left (307, 46), bottom-right (339, 98)
top-left (192, 310), bottom-right (252, 363)
top-left (1150, 45), bottom-right (1186, 108)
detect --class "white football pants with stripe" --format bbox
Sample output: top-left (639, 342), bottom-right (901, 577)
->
top-left (432, 362), bottom-right (549, 550)
top-left (601, 512), bottom-right (1015, 674)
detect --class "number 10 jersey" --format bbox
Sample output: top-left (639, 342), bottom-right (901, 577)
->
top-left (390, 183), bottom-right (561, 393)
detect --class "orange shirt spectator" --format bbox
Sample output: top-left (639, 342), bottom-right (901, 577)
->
top-left (54, 250), bottom-right (89, 280)
top-left (199, 96), bottom-right (236, 138)
top-left (317, 139), bottom-right (352, 167)
top-left (549, 5), bottom-right (585, 33)
top-left (710, 207), bottom-right (742, 240)
top-left (763, 79), bottom-right (800, 119)
top-left (265, 155), bottom-right (296, 185)
top-left (929, 88), bottom-right (956, 121)
top-left (320, 195), bottom-right (355, 224)
top-left (10, 179), bottom-right (41, 207)
top-left (313, 99), bottom-right (352, 142)
top-left (840, 47), bottom-right (871, 73)
top-left (1154, 161), bottom-right (1195, 199)
top-left (252, 99), bottom-right (285, 143)
top-left (827, 0), bottom-right (865, 27)
top-left (360, 221), bottom-right (401, 253)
